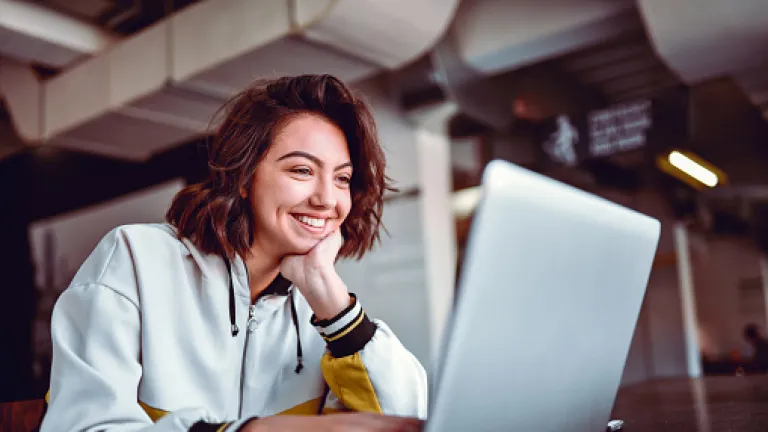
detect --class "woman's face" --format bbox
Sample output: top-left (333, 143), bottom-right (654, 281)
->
top-left (248, 113), bottom-right (353, 257)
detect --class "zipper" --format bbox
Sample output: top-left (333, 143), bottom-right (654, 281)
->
top-left (238, 257), bottom-right (255, 418)
top-left (238, 304), bottom-right (256, 417)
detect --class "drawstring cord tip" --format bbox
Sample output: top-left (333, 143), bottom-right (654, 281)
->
top-left (231, 324), bottom-right (239, 337)
top-left (290, 290), bottom-right (304, 374)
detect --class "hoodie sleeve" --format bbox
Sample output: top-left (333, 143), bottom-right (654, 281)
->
top-left (41, 227), bottom-right (232, 432)
top-left (41, 283), bottom-right (233, 432)
top-left (312, 295), bottom-right (429, 419)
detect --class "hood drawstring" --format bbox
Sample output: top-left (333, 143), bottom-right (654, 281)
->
top-left (224, 257), bottom-right (239, 337)
top-left (223, 255), bottom-right (303, 374)
top-left (289, 289), bottom-right (304, 374)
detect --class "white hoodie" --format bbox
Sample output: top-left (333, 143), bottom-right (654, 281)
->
top-left (40, 223), bottom-right (428, 431)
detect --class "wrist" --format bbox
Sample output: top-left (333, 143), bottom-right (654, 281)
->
top-left (302, 268), bottom-right (350, 320)
top-left (312, 293), bottom-right (378, 357)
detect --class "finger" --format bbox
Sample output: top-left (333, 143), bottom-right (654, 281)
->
top-left (332, 229), bottom-right (344, 250)
top-left (392, 417), bottom-right (424, 432)
top-left (371, 417), bottom-right (422, 432)
top-left (316, 229), bottom-right (337, 245)
top-left (349, 413), bottom-right (423, 431)
top-left (319, 229), bottom-right (343, 253)
top-left (378, 418), bottom-right (423, 432)
top-left (324, 228), bottom-right (342, 243)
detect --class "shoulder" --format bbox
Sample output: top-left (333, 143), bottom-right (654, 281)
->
top-left (110, 222), bottom-right (182, 245)
top-left (94, 223), bottom-right (185, 262)
top-left (69, 223), bottom-right (186, 291)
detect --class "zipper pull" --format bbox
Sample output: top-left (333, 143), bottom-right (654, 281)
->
top-left (247, 305), bottom-right (258, 333)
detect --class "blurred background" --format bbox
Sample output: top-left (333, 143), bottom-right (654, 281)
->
top-left (2, 0), bottom-right (768, 429)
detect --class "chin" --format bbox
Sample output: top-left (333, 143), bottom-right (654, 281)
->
top-left (284, 237), bottom-right (320, 255)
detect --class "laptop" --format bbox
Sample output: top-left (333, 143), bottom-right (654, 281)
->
top-left (426, 160), bottom-right (661, 432)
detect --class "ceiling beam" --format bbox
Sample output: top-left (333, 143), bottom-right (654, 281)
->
top-left (0, 0), bottom-right (116, 68)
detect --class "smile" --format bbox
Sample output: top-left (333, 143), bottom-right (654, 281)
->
top-left (292, 214), bottom-right (327, 232)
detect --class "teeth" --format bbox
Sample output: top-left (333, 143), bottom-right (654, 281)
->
top-left (296, 215), bottom-right (326, 228)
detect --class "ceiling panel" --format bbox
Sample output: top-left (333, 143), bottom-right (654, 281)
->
top-left (554, 29), bottom-right (681, 104)
top-left (35, 0), bottom-right (115, 21)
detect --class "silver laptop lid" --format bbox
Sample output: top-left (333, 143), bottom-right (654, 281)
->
top-left (427, 160), bottom-right (660, 432)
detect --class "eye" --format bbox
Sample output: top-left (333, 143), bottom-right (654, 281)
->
top-left (337, 174), bottom-right (351, 184)
top-left (290, 167), bottom-right (312, 176)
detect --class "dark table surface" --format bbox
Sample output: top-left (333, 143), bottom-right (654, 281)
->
top-left (4, 375), bottom-right (768, 431)
top-left (610, 374), bottom-right (768, 431)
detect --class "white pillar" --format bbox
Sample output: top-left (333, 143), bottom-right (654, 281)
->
top-left (416, 128), bottom-right (457, 366)
top-left (674, 222), bottom-right (703, 378)
top-left (690, 379), bottom-right (711, 432)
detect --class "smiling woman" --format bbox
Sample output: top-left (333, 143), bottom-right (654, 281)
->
top-left (250, 117), bottom-right (354, 258)
top-left (40, 75), bottom-right (427, 432)
top-left (169, 75), bottom-right (388, 263)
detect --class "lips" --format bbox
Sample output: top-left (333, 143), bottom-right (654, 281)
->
top-left (291, 214), bottom-right (331, 235)
top-left (295, 215), bottom-right (326, 228)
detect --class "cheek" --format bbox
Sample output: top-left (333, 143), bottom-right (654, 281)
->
top-left (258, 179), bottom-right (310, 213)
top-left (338, 190), bottom-right (352, 220)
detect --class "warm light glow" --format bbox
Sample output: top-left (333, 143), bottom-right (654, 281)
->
top-left (452, 186), bottom-right (482, 218)
top-left (668, 151), bottom-right (719, 187)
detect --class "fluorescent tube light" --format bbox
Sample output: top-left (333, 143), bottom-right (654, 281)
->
top-left (668, 151), bottom-right (718, 187)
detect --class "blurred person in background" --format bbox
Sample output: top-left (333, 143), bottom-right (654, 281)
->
top-left (743, 323), bottom-right (768, 373)
top-left (40, 75), bottom-right (427, 432)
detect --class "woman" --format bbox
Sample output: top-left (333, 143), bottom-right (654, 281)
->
top-left (41, 75), bottom-right (427, 431)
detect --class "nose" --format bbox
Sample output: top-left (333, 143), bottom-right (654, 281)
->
top-left (309, 176), bottom-right (336, 209)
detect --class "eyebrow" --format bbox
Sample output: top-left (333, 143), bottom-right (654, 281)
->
top-left (277, 151), bottom-right (352, 171)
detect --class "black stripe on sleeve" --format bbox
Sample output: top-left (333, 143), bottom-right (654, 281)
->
top-left (189, 421), bottom-right (233, 431)
top-left (325, 313), bottom-right (377, 358)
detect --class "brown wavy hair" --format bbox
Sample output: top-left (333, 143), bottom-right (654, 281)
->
top-left (166, 74), bottom-right (390, 260)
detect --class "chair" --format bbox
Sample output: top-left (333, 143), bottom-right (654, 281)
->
top-left (0, 399), bottom-right (44, 432)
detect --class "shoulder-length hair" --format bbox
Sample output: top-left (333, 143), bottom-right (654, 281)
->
top-left (166, 74), bottom-right (389, 260)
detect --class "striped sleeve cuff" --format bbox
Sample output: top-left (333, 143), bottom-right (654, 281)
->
top-left (188, 421), bottom-right (232, 432)
top-left (311, 294), bottom-right (377, 358)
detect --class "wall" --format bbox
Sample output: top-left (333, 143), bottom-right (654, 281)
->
top-left (28, 180), bottom-right (184, 380)
top-left (644, 263), bottom-right (689, 378)
top-left (0, 117), bottom-right (24, 160)
top-left (417, 129), bottom-right (457, 367)
top-left (29, 179), bottom-right (185, 287)
top-left (604, 189), bottom-right (768, 384)
top-left (339, 80), bottom-right (427, 372)
top-left (0, 142), bottom-right (207, 402)
top-left (690, 234), bottom-right (765, 358)
top-left (621, 263), bottom-right (687, 385)
top-left (336, 80), bottom-right (457, 375)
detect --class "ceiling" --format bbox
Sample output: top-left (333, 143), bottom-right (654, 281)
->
top-left (29, 0), bottom-right (115, 22)
top-left (0, 0), bottom-right (461, 160)
top-left (2, 0), bottom-right (767, 206)
top-left (29, 0), bottom-right (203, 35)
top-left (390, 0), bottom-right (768, 240)
top-left (555, 27), bottom-right (680, 105)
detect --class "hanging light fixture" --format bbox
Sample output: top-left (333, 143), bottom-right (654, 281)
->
top-left (667, 151), bottom-right (719, 187)
top-left (657, 150), bottom-right (725, 189)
